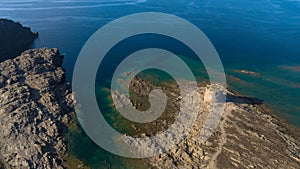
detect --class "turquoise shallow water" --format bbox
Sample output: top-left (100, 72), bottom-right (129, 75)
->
top-left (1, 0), bottom-right (300, 168)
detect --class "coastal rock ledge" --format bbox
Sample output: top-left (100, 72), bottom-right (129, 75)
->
top-left (0, 48), bottom-right (73, 169)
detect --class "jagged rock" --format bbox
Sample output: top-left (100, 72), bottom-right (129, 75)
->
top-left (0, 48), bottom-right (73, 169)
top-left (0, 19), bottom-right (38, 61)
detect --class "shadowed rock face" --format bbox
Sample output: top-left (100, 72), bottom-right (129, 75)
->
top-left (0, 19), bottom-right (38, 62)
top-left (0, 48), bottom-right (73, 169)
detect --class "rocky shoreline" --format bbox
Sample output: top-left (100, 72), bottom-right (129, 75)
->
top-left (0, 48), bottom-right (298, 168)
top-left (0, 48), bottom-right (74, 168)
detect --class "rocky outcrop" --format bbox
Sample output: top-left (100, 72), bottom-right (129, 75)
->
top-left (119, 77), bottom-right (300, 169)
top-left (0, 19), bottom-right (38, 61)
top-left (0, 48), bottom-right (73, 168)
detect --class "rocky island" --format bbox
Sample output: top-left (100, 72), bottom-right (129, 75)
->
top-left (0, 19), bottom-right (38, 61)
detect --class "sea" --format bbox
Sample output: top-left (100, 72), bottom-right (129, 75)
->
top-left (0, 0), bottom-right (300, 168)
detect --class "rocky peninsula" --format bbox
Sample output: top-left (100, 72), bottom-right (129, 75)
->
top-left (0, 19), bottom-right (38, 61)
top-left (115, 76), bottom-right (300, 169)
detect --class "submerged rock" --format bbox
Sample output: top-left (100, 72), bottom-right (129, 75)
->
top-left (0, 19), bottom-right (38, 61)
top-left (0, 48), bottom-right (73, 169)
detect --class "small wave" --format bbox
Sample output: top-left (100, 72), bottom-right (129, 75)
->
top-left (0, 0), bottom-right (147, 11)
top-left (51, 0), bottom-right (140, 2)
top-left (0, 0), bottom-right (38, 3)
top-left (17, 15), bottom-right (115, 22)
top-left (0, 3), bottom-right (33, 7)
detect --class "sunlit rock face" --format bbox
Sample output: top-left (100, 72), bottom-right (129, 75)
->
top-left (0, 48), bottom-right (73, 169)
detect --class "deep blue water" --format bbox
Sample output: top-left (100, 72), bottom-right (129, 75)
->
top-left (1, 0), bottom-right (300, 167)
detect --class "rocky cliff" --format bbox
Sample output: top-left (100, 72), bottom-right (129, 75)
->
top-left (0, 48), bottom-right (73, 168)
top-left (0, 19), bottom-right (38, 61)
